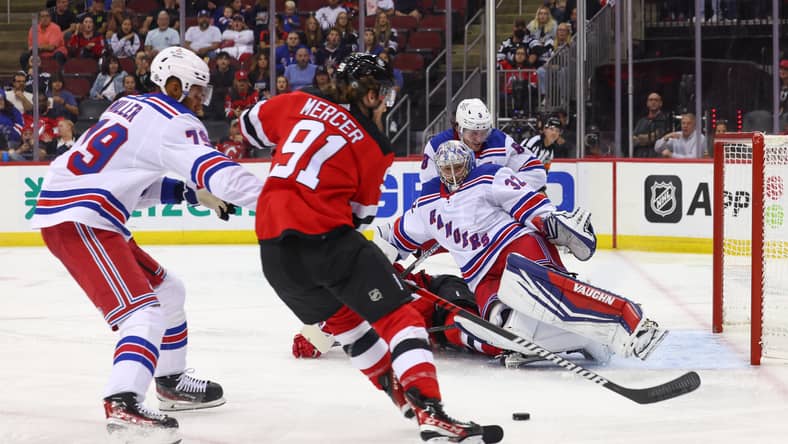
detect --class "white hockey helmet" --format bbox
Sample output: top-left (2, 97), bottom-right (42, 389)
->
top-left (455, 98), bottom-right (492, 141)
top-left (150, 47), bottom-right (211, 99)
top-left (434, 140), bottom-right (475, 192)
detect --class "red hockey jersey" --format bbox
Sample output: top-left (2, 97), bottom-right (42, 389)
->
top-left (239, 89), bottom-right (394, 241)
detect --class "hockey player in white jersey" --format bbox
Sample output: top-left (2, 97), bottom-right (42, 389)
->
top-left (420, 98), bottom-right (546, 189)
top-left (30, 47), bottom-right (263, 441)
top-left (378, 140), bottom-right (667, 364)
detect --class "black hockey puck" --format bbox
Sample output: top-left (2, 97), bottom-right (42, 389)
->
top-left (512, 412), bottom-right (530, 421)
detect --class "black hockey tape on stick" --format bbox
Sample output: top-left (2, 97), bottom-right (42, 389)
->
top-left (409, 285), bottom-right (701, 405)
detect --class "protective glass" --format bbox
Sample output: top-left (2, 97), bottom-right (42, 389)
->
top-left (380, 86), bottom-right (396, 107)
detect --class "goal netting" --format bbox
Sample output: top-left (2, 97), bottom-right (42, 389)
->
top-left (713, 132), bottom-right (788, 365)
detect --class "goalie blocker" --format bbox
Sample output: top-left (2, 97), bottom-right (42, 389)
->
top-left (493, 253), bottom-right (668, 361)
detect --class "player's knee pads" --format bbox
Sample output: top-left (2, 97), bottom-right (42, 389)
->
top-left (502, 309), bottom-right (609, 360)
top-left (154, 273), bottom-right (186, 324)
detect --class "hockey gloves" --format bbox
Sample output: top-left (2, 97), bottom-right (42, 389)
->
top-left (292, 333), bottom-right (322, 359)
top-left (184, 187), bottom-right (238, 221)
top-left (540, 208), bottom-right (597, 261)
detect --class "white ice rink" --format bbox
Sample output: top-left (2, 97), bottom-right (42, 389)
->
top-left (2, 245), bottom-right (788, 444)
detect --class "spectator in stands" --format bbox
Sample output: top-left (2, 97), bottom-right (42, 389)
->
top-left (284, 47), bottom-right (318, 91)
top-left (535, 22), bottom-right (571, 102)
top-left (78, 0), bottom-right (108, 35)
top-left (217, 119), bottom-right (249, 160)
top-left (300, 15), bottom-right (324, 56)
top-left (53, 119), bottom-right (76, 157)
top-left (362, 29), bottom-right (384, 56)
top-left (105, 0), bottom-right (127, 39)
top-left (654, 113), bottom-right (706, 158)
top-left (141, 0), bottom-right (180, 36)
top-left (207, 51), bottom-right (236, 119)
top-left (89, 55), bottom-right (127, 101)
top-left (497, 18), bottom-right (528, 63)
top-left (258, 15), bottom-right (288, 52)
top-left (144, 11), bottom-right (180, 58)
top-left (249, 0), bottom-right (271, 38)
top-left (528, 6), bottom-right (557, 42)
top-left (109, 17), bottom-right (142, 58)
top-left (0, 90), bottom-right (24, 149)
top-left (779, 59), bottom-right (788, 117)
top-left (114, 74), bottom-right (140, 100)
top-left (6, 126), bottom-right (46, 161)
top-left (6, 72), bottom-right (33, 114)
top-left (315, 28), bottom-right (348, 72)
top-left (133, 51), bottom-right (156, 92)
top-left (371, 0), bottom-right (396, 16)
top-left (221, 14), bottom-right (255, 62)
top-left (185, 10), bottom-right (222, 60)
top-left (18, 95), bottom-right (59, 158)
top-left (373, 11), bottom-right (398, 55)
top-left (275, 31), bottom-right (307, 74)
top-left (21, 10), bottom-right (67, 71)
top-left (50, 0), bottom-right (78, 38)
top-left (215, 5), bottom-right (235, 33)
top-left (225, 69), bottom-right (258, 119)
top-left (632, 92), bottom-right (671, 157)
top-left (334, 11), bottom-right (358, 51)
top-left (715, 119), bottom-right (729, 135)
top-left (316, 0), bottom-right (347, 32)
top-left (393, 0), bottom-right (422, 21)
top-left (185, 0), bottom-right (216, 16)
top-left (275, 74), bottom-right (290, 95)
top-left (48, 72), bottom-right (78, 122)
top-left (280, 1), bottom-right (301, 33)
top-left (248, 52), bottom-right (272, 99)
top-left (311, 65), bottom-right (334, 95)
top-left (68, 15), bottom-right (105, 59)
top-left (548, 0), bottom-right (569, 22)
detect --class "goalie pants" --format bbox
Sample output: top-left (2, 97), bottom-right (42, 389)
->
top-left (475, 233), bottom-right (564, 319)
top-left (260, 229), bottom-right (441, 398)
top-left (40, 222), bottom-right (189, 399)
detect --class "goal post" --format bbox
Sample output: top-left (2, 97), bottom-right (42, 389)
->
top-left (713, 132), bottom-right (788, 365)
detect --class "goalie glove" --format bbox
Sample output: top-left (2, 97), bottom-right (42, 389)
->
top-left (184, 187), bottom-right (238, 221)
top-left (538, 208), bottom-right (597, 261)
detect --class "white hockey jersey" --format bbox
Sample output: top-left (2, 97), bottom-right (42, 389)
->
top-left (386, 163), bottom-right (556, 291)
top-left (420, 128), bottom-right (546, 190)
top-left (31, 93), bottom-right (263, 237)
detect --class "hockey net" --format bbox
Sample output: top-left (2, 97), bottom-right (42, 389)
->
top-left (713, 132), bottom-right (788, 364)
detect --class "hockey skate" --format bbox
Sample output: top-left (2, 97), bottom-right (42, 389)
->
top-left (541, 208), bottom-right (597, 261)
top-left (379, 369), bottom-right (415, 420)
top-left (405, 388), bottom-right (503, 443)
top-left (627, 319), bottom-right (669, 360)
top-left (155, 370), bottom-right (225, 411)
top-left (104, 392), bottom-right (180, 444)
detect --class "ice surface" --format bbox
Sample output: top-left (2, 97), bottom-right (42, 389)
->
top-left (1, 246), bottom-right (787, 443)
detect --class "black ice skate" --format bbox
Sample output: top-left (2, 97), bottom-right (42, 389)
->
top-left (378, 369), bottom-right (415, 420)
top-left (405, 388), bottom-right (503, 443)
top-left (103, 392), bottom-right (180, 444)
top-left (155, 370), bottom-right (225, 411)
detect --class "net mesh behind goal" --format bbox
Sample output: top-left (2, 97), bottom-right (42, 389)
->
top-left (714, 133), bottom-right (788, 364)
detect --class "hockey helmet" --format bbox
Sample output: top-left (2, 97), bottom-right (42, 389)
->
top-left (455, 98), bottom-right (492, 148)
top-left (336, 52), bottom-right (396, 105)
top-left (151, 47), bottom-right (211, 101)
top-left (434, 140), bottom-right (475, 192)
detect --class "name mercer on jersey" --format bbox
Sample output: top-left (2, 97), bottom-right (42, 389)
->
top-left (299, 97), bottom-right (364, 142)
top-left (573, 283), bottom-right (615, 305)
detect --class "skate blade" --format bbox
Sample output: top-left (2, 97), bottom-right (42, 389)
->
top-left (158, 396), bottom-right (226, 411)
top-left (638, 329), bottom-right (670, 361)
top-left (107, 423), bottom-right (180, 444)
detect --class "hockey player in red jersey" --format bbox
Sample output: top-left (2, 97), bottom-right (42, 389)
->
top-left (30, 47), bottom-right (263, 442)
top-left (239, 53), bottom-right (503, 443)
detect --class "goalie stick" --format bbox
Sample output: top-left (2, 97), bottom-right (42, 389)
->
top-left (411, 285), bottom-right (701, 404)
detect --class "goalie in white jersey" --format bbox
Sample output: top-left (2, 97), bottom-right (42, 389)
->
top-left (420, 98), bottom-right (547, 190)
top-left (378, 140), bottom-right (667, 364)
top-left (30, 47), bottom-right (263, 440)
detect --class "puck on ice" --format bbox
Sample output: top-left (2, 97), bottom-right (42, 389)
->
top-left (512, 412), bottom-right (530, 421)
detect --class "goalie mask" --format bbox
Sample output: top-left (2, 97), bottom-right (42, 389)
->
top-left (435, 140), bottom-right (475, 192)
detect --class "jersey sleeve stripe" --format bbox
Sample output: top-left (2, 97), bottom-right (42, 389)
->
top-left (518, 158), bottom-right (545, 172)
top-left (414, 192), bottom-right (441, 208)
top-left (392, 217), bottom-right (421, 251)
top-left (190, 151), bottom-right (237, 190)
top-left (511, 191), bottom-right (549, 222)
top-left (239, 102), bottom-right (272, 149)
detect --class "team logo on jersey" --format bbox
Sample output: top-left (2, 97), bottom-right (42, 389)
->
top-left (368, 288), bottom-right (383, 302)
top-left (645, 175), bottom-right (682, 223)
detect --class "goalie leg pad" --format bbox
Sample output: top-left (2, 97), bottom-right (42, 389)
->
top-left (498, 253), bottom-right (657, 358)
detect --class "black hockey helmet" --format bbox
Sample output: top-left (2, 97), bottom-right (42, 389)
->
top-left (336, 52), bottom-right (395, 88)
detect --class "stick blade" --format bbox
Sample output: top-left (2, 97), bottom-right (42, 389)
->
top-left (606, 371), bottom-right (701, 404)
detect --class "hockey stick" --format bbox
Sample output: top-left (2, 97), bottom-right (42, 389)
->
top-left (410, 285), bottom-right (701, 405)
top-left (400, 242), bottom-right (442, 277)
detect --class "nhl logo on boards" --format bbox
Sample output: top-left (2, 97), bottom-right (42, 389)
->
top-left (368, 288), bottom-right (383, 302)
top-left (644, 175), bottom-right (683, 223)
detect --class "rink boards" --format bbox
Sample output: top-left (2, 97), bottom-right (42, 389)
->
top-left (0, 158), bottom-right (716, 252)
